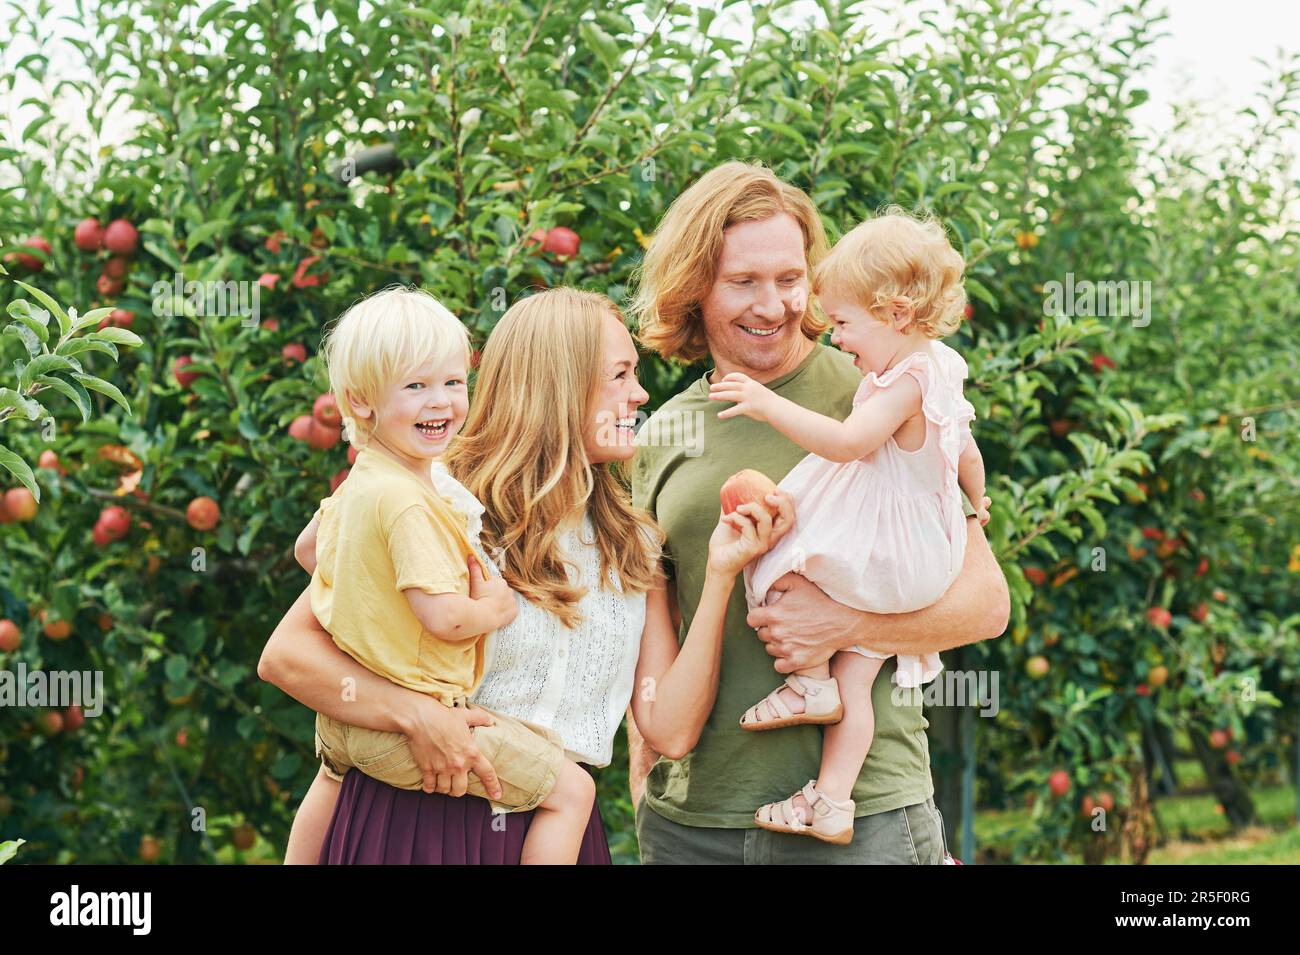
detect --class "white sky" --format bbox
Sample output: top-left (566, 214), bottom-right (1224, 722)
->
top-left (3, 1), bottom-right (1298, 186)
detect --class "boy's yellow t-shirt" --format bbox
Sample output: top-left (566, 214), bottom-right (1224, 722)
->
top-left (309, 447), bottom-right (484, 705)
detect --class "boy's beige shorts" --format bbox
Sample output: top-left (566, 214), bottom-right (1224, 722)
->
top-left (314, 700), bottom-right (564, 813)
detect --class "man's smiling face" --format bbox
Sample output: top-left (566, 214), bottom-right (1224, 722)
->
top-left (699, 212), bottom-right (814, 383)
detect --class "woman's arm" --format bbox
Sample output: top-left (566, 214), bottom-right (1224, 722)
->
top-left (257, 588), bottom-right (502, 799)
top-left (747, 515), bottom-right (1009, 667)
top-left (630, 496), bottom-right (792, 760)
top-left (708, 371), bottom-right (920, 463)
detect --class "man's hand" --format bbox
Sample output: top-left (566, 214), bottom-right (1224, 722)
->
top-left (745, 573), bottom-right (859, 673)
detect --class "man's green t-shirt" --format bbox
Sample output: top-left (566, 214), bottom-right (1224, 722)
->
top-left (632, 342), bottom-right (971, 828)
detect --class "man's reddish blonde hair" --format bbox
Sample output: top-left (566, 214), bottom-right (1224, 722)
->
top-left (630, 161), bottom-right (830, 363)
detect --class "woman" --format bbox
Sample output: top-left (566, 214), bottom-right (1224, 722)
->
top-left (258, 287), bottom-right (791, 863)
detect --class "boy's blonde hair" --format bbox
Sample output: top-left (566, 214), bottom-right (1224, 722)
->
top-left (321, 285), bottom-right (471, 441)
top-left (815, 207), bottom-right (967, 338)
top-left (631, 160), bottom-right (830, 363)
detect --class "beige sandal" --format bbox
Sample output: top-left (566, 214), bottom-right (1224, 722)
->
top-left (739, 674), bottom-right (842, 731)
top-left (754, 781), bottom-right (856, 845)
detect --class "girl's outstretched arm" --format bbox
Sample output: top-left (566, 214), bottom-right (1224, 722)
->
top-left (708, 371), bottom-right (921, 463)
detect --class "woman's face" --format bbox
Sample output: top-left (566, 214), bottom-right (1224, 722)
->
top-left (584, 312), bottom-right (650, 465)
top-left (698, 212), bottom-right (812, 382)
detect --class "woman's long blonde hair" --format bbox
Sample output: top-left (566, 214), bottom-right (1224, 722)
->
top-left (443, 288), bottom-right (662, 629)
top-left (630, 160), bottom-right (831, 363)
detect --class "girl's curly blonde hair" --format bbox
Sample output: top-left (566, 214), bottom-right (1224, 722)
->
top-left (814, 207), bottom-right (968, 338)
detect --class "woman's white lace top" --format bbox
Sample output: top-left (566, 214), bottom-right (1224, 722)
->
top-left (431, 463), bottom-right (646, 767)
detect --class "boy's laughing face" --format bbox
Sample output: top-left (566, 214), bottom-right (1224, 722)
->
top-left (351, 353), bottom-right (469, 470)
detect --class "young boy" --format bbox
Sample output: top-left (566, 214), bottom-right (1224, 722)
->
top-left (296, 286), bottom-right (594, 864)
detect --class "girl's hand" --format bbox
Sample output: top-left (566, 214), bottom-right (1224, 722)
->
top-left (709, 372), bottom-right (774, 422)
top-left (707, 493), bottom-right (795, 577)
top-left (976, 494), bottom-right (991, 526)
top-left (468, 558), bottom-right (518, 630)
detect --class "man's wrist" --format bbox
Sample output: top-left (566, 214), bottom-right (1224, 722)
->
top-left (837, 606), bottom-right (877, 652)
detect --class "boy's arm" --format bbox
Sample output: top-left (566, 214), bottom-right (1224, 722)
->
top-left (709, 372), bottom-right (920, 463)
top-left (294, 513), bottom-right (321, 574)
top-left (403, 583), bottom-right (512, 642)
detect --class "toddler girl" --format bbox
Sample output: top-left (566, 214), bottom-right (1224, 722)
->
top-left (708, 209), bottom-right (988, 844)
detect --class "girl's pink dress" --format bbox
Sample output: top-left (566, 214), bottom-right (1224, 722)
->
top-left (745, 341), bottom-right (975, 688)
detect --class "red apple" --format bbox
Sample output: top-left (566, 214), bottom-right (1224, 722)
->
top-left (1081, 794), bottom-right (1096, 816)
top-left (313, 393), bottom-right (341, 427)
top-left (1195, 558), bottom-right (1209, 577)
top-left (262, 317), bottom-right (280, 332)
top-left (1135, 683), bottom-right (1151, 696)
top-left (232, 824), bottom-right (256, 851)
top-left (719, 469), bottom-right (779, 517)
top-left (1191, 602), bottom-right (1208, 623)
top-left (38, 710), bottom-right (64, 736)
top-left (101, 255), bottom-right (129, 279)
top-left (963, 303), bottom-right (975, 320)
top-left (176, 727), bottom-right (188, 747)
top-left (186, 496), bottom-right (220, 531)
top-left (173, 355), bottom-right (200, 388)
top-left (330, 468), bottom-right (350, 492)
top-left (1148, 665), bottom-right (1168, 687)
top-left (139, 836), bottom-right (161, 862)
top-left (1224, 749), bottom-right (1241, 765)
top-left (1146, 606), bottom-right (1172, 629)
top-left (1212, 589), bottom-right (1227, 603)
top-left (1048, 770), bottom-right (1070, 797)
top-left (1140, 526), bottom-right (1164, 541)
top-left (1090, 353), bottom-right (1116, 373)
top-left (74, 217), bottom-right (104, 251)
top-left (9, 236), bottom-right (51, 271)
top-left (265, 230), bottom-right (286, 254)
top-left (288, 415), bottom-right (315, 442)
top-left (306, 421), bottom-right (341, 450)
top-left (40, 610), bottom-right (72, 641)
top-left (1097, 791), bottom-right (1114, 811)
top-left (542, 226), bottom-right (580, 259)
top-left (97, 505), bottom-right (131, 541)
top-left (92, 522), bottom-right (113, 547)
top-left (1025, 655), bottom-right (1050, 679)
top-left (524, 228), bottom-right (547, 249)
top-left (4, 487), bottom-right (37, 522)
top-left (37, 450), bottom-right (62, 472)
top-left (103, 219), bottom-right (139, 255)
top-left (63, 704), bottom-right (85, 733)
top-left (1024, 567), bottom-right (1047, 586)
top-left (0, 619), bottom-right (20, 652)
top-left (1209, 729), bottom-right (1229, 750)
top-left (96, 274), bottom-right (123, 297)
top-left (282, 342), bottom-right (307, 363)
top-left (257, 272), bottom-right (281, 290)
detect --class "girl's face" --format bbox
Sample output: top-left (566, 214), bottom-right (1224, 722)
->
top-left (584, 312), bottom-right (650, 465)
top-left (350, 353), bottom-right (469, 472)
top-left (820, 285), bottom-right (909, 376)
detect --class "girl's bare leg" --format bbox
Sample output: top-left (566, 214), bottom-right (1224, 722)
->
top-left (784, 652), bottom-right (885, 823)
top-left (284, 766), bottom-right (342, 864)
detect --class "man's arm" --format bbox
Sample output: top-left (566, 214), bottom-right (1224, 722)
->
top-left (747, 516), bottom-right (1009, 670)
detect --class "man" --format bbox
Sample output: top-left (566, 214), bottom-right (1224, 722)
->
top-left (628, 160), bottom-right (1008, 863)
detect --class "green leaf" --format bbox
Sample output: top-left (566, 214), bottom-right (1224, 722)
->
top-left (0, 839), bottom-right (25, 865)
top-left (6, 300), bottom-right (49, 342)
top-left (0, 443), bottom-right (38, 500)
top-left (186, 218), bottom-right (230, 250)
top-left (71, 373), bottom-right (132, 414)
top-left (91, 327), bottom-right (143, 347)
top-left (56, 338), bottom-right (118, 360)
top-left (36, 375), bottom-right (92, 422)
top-left (73, 307), bottom-right (115, 332)
top-left (13, 281), bottom-right (70, 337)
top-left (4, 322), bottom-right (43, 358)
top-left (0, 387), bottom-right (41, 420)
top-left (19, 354), bottom-right (77, 390)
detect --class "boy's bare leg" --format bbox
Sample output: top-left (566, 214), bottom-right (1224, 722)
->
top-left (519, 760), bottom-right (596, 865)
top-left (284, 766), bottom-right (342, 864)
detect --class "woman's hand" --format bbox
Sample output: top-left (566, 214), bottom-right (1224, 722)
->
top-left (708, 372), bottom-right (776, 422)
top-left (706, 492), bottom-right (795, 577)
top-left (398, 693), bottom-right (503, 800)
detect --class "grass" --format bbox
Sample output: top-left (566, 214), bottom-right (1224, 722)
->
top-left (971, 779), bottom-right (1299, 864)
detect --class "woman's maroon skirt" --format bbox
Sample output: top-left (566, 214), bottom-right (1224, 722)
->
top-left (319, 768), bottom-right (612, 864)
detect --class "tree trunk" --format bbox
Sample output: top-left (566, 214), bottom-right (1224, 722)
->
top-left (1188, 726), bottom-right (1256, 828)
